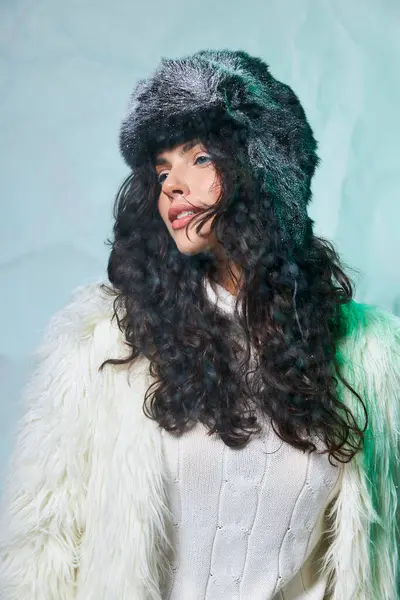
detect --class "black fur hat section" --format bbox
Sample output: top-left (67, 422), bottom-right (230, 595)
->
top-left (119, 48), bottom-right (320, 249)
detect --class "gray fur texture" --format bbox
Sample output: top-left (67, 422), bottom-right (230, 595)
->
top-left (119, 49), bottom-right (320, 250)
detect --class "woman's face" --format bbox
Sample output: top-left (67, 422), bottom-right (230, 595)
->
top-left (155, 140), bottom-right (222, 256)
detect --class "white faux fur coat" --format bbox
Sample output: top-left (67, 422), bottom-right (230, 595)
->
top-left (0, 281), bottom-right (399, 600)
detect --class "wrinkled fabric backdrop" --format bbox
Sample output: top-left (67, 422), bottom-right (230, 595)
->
top-left (0, 0), bottom-right (399, 483)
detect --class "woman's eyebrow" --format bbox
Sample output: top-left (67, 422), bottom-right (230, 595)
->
top-left (155, 141), bottom-right (200, 166)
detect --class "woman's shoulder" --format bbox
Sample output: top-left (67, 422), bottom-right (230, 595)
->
top-left (23, 280), bottom-right (126, 378)
top-left (33, 280), bottom-right (120, 364)
top-left (58, 279), bottom-right (116, 332)
top-left (339, 298), bottom-right (400, 343)
top-left (336, 298), bottom-right (400, 388)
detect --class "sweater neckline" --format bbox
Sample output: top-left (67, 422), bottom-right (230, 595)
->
top-left (204, 278), bottom-right (237, 315)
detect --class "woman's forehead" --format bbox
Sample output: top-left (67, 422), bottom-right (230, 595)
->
top-left (154, 140), bottom-right (206, 165)
top-left (155, 139), bottom-right (205, 158)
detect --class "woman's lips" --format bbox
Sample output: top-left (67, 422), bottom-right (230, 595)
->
top-left (171, 213), bottom-right (197, 230)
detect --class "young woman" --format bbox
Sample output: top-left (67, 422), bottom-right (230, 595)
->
top-left (0, 49), bottom-right (399, 600)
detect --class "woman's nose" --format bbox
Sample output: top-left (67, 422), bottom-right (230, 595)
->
top-left (162, 172), bottom-right (190, 197)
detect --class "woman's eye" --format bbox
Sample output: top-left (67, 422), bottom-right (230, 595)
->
top-left (157, 155), bottom-right (211, 184)
top-left (195, 154), bottom-right (211, 165)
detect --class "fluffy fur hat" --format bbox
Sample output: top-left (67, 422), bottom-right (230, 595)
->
top-left (119, 48), bottom-right (320, 250)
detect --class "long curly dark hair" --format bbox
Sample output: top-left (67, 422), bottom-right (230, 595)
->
top-left (100, 128), bottom-right (367, 466)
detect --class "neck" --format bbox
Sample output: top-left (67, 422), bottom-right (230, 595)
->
top-left (212, 262), bottom-right (243, 297)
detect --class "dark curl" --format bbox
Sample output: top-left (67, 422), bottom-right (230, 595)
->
top-left (100, 129), bottom-right (367, 467)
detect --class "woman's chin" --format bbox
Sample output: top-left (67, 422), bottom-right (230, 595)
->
top-left (174, 237), bottom-right (213, 256)
top-left (169, 222), bottom-right (216, 256)
top-left (176, 243), bottom-right (207, 256)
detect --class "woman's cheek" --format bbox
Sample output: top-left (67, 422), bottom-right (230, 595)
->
top-left (158, 195), bottom-right (168, 223)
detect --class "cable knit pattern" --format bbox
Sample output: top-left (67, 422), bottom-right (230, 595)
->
top-left (160, 280), bottom-right (343, 600)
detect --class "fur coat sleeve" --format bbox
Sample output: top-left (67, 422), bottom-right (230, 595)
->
top-left (0, 282), bottom-right (110, 600)
top-left (320, 300), bottom-right (400, 600)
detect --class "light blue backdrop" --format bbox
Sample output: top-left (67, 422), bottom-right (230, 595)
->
top-left (1, 0), bottom-right (399, 482)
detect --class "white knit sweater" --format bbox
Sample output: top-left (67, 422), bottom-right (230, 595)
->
top-left (159, 280), bottom-right (343, 600)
